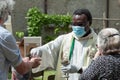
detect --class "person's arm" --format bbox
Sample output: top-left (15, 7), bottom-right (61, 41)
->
top-left (1, 32), bottom-right (41, 75)
top-left (30, 34), bottom-right (65, 70)
top-left (80, 57), bottom-right (104, 80)
top-left (15, 57), bottom-right (41, 75)
top-left (30, 34), bottom-right (64, 57)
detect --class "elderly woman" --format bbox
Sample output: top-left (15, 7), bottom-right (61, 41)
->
top-left (80, 28), bottom-right (120, 80)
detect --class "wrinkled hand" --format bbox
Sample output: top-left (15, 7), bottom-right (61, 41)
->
top-left (30, 48), bottom-right (42, 57)
top-left (61, 64), bottom-right (78, 73)
top-left (29, 57), bottom-right (41, 68)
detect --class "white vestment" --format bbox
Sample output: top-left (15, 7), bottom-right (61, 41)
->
top-left (32, 28), bottom-right (97, 80)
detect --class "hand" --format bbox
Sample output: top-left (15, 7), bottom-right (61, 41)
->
top-left (29, 57), bottom-right (41, 68)
top-left (93, 49), bottom-right (102, 60)
top-left (30, 48), bottom-right (42, 57)
top-left (61, 64), bottom-right (78, 73)
top-left (23, 57), bottom-right (29, 62)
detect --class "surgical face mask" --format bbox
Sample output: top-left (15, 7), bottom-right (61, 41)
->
top-left (72, 26), bottom-right (86, 38)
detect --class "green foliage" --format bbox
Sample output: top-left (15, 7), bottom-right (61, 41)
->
top-left (16, 31), bottom-right (24, 39)
top-left (26, 7), bottom-right (43, 36)
top-left (26, 7), bottom-right (72, 43)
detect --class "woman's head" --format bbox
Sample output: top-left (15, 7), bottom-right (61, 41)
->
top-left (97, 28), bottom-right (120, 55)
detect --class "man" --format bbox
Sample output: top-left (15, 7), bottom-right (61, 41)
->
top-left (0, 0), bottom-right (41, 80)
top-left (30, 8), bottom-right (97, 80)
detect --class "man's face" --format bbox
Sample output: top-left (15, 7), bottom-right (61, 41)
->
top-left (72, 14), bottom-right (90, 32)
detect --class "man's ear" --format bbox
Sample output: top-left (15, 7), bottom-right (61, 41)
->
top-left (85, 22), bottom-right (90, 31)
top-left (87, 21), bottom-right (90, 26)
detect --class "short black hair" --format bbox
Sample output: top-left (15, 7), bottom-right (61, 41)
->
top-left (73, 9), bottom-right (92, 26)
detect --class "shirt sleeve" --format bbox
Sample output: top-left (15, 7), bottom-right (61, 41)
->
top-left (32, 34), bottom-right (65, 72)
top-left (1, 32), bottom-right (22, 67)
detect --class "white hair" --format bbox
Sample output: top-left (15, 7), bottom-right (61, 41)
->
top-left (0, 0), bottom-right (15, 16)
top-left (97, 28), bottom-right (120, 54)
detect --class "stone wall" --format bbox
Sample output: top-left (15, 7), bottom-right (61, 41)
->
top-left (11, 0), bottom-right (120, 39)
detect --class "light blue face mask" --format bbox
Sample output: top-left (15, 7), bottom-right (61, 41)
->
top-left (72, 26), bottom-right (86, 38)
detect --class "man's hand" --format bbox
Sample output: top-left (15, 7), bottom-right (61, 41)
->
top-left (15, 57), bottom-right (41, 75)
top-left (29, 57), bottom-right (41, 68)
top-left (61, 64), bottom-right (78, 73)
top-left (23, 57), bottom-right (29, 62)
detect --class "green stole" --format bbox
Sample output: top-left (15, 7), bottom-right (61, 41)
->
top-left (69, 38), bottom-right (75, 60)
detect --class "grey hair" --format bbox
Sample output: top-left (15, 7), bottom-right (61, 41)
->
top-left (0, 0), bottom-right (15, 17)
top-left (97, 28), bottom-right (120, 54)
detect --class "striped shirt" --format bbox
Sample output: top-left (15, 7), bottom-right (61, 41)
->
top-left (0, 26), bottom-right (22, 80)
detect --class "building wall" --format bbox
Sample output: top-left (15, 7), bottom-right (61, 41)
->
top-left (12, 0), bottom-right (120, 38)
top-left (109, 0), bottom-right (120, 31)
top-left (47, 0), bottom-right (107, 33)
top-left (12, 0), bottom-right (44, 37)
